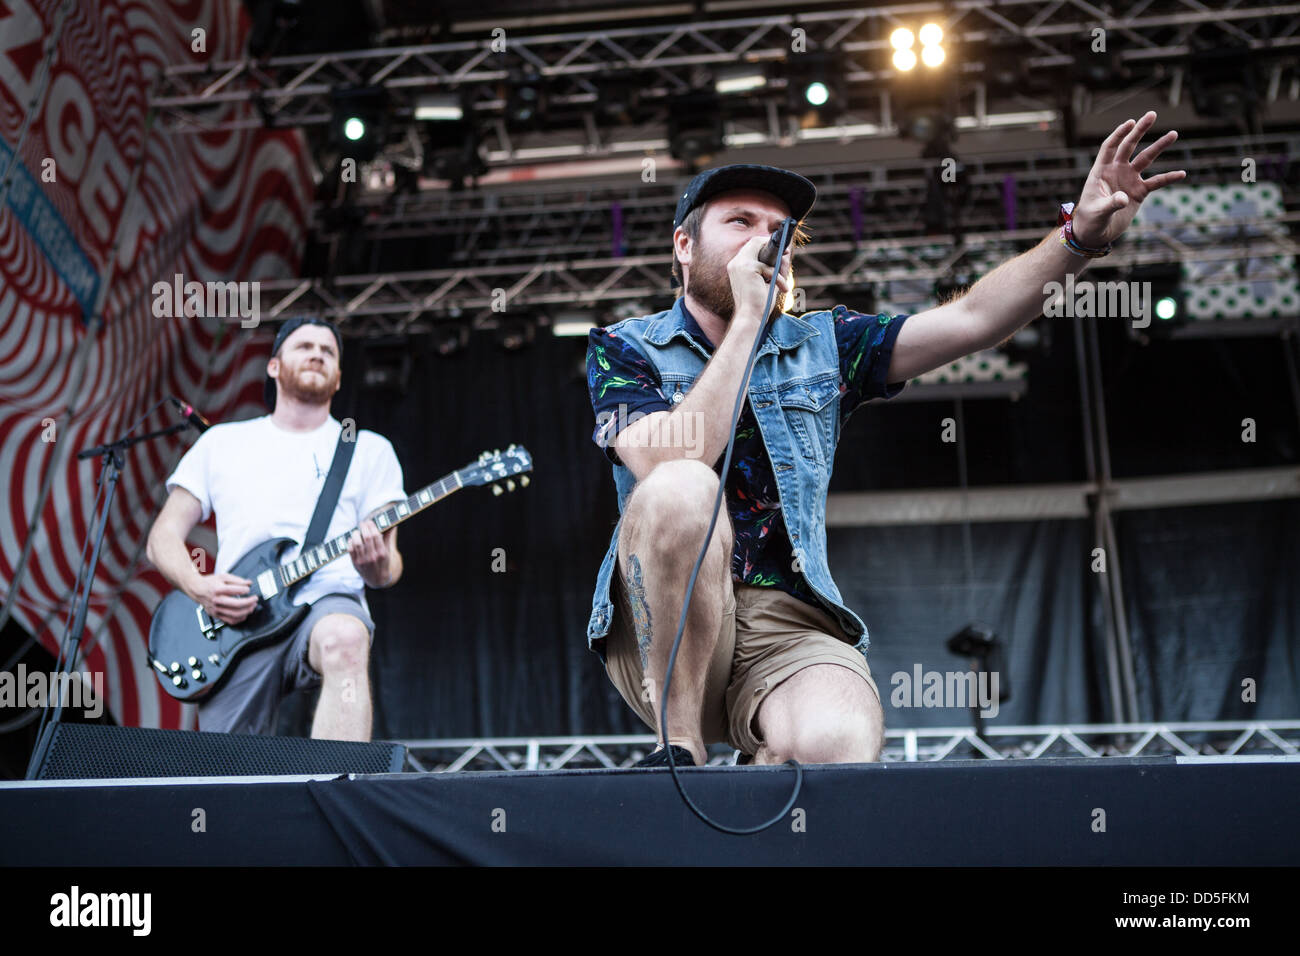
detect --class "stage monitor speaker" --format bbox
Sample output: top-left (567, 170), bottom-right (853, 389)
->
top-left (28, 723), bottom-right (407, 779)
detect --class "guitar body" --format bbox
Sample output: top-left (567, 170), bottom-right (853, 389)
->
top-left (147, 444), bottom-right (533, 703)
top-left (148, 538), bottom-right (310, 702)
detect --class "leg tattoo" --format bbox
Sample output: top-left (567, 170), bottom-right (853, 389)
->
top-left (626, 554), bottom-right (653, 670)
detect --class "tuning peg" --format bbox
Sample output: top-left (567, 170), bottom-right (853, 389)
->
top-left (507, 479), bottom-right (515, 491)
top-left (494, 447), bottom-right (500, 455)
top-left (507, 443), bottom-right (515, 451)
top-left (520, 475), bottom-right (530, 487)
top-left (492, 484), bottom-right (503, 496)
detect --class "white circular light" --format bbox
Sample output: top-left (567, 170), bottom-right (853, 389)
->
top-left (919, 23), bottom-right (943, 46)
top-left (805, 81), bottom-right (830, 106)
top-left (921, 44), bottom-right (945, 68)
top-left (890, 28), bottom-right (914, 51)
top-left (1156, 296), bottom-right (1177, 320)
top-left (343, 117), bottom-right (365, 141)
top-left (892, 48), bottom-right (917, 71)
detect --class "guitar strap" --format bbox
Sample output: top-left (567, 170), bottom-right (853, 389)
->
top-left (302, 427), bottom-right (356, 549)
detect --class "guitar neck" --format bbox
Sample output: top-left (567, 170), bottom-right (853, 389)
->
top-left (279, 469), bottom-right (465, 586)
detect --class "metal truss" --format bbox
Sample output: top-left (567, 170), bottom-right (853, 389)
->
top-left (396, 720), bottom-right (1300, 771)
top-left (152, 0), bottom-right (1300, 145)
top-left (253, 214), bottom-right (1300, 336)
top-left (334, 133), bottom-right (1300, 252)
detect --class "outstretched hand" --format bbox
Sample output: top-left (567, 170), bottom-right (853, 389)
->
top-left (1072, 110), bottom-right (1187, 248)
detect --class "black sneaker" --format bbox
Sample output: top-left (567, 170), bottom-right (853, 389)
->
top-left (632, 745), bottom-right (696, 768)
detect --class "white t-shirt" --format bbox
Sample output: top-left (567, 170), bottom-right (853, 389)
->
top-left (165, 415), bottom-right (406, 610)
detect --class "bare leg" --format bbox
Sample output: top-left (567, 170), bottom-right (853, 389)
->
top-left (308, 613), bottom-right (372, 741)
top-left (618, 459), bottom-right (733, 766)
top-left (752, 664), bottom-right (883, 764)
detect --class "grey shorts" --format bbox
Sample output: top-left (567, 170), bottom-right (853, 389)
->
top-left (196, 593), bottom-right (374, 736)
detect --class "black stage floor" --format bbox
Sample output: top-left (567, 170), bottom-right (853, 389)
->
top-left (2, 755), bottom-right (1297, 866)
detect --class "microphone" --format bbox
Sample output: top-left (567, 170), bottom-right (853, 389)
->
top-left (170, 396), bottom-right (211, 434)
top-left (758, 217), bottom-right (798, 268)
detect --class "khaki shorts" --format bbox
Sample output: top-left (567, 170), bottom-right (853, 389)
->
top-left (605, 572), bottom-right (881, 756)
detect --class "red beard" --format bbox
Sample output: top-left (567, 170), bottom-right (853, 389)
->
top-left (687, 235), bottom-right (786, 325)
top-left (278, 363), bottom-right (339, 406)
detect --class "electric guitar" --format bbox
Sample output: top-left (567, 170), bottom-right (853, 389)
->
top-left (148, 445), bottom-right (532, 701)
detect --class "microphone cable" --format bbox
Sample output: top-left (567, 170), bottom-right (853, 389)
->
top-left (658, 217), bottom-right (803, 834)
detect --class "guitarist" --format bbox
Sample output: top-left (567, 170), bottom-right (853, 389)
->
top-left (146, 318), bottom-right (405, 740)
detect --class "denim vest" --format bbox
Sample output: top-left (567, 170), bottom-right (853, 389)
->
top-left (586, 297), bottom-right (870, 658)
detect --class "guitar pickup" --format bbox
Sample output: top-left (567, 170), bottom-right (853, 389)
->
top-left (194, 605), bottom-right (224, 639)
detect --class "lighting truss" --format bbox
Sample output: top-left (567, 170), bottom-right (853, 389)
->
top-left (253, 214), bottom-right (1300, 337)
top-left (152, 0), bottom-right (1300, 146)
top-left (326, 133), bottom-right (1300, 251)
top-left (395, 720), bottom-right (1300, 771)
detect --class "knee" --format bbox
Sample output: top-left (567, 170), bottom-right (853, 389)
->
top-left (623, 459), bottom-right (732, 555)
top-left (765, 708), bottom-right (883, 765)
top-left (311, 616), bottom-right (369, 675)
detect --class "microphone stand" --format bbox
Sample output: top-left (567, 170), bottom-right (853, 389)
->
top-left (24, 412), bottom-right (196, 779)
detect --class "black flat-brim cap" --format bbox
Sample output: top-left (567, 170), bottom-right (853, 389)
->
top-left (673, 164), bottom-right (817, 229)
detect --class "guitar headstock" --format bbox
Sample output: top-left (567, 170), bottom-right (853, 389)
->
top-left (459, 444), bottom-right (534, 495)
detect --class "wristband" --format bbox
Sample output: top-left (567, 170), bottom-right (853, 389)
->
top-left (1058, 201), bottom-right (1111, 258)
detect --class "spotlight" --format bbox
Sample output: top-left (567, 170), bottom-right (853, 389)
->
top-left (1188, 42), bottom-right (1259, 130)
top-left (667, 92), bottom-right (725, 167)
top-left (361, 338), bottom-right (412, 393)
top-left (423, 120), bottom-right (486, 190)
top-left (495, 316), bottom-right (535, 351)
top-left (432, 322), bottom-right (469, 356)
top-left (893, 48), bottom-right (917, 72)
top-left (329, 85), bottom-right (387, 161)
top-left (784, 51), bottom-right (847, 123)
top-left (415, 93), bottom-right (464, 122)
top-left (506, 68), bottom-right (547, 127)
top-left (715, 64), bottom-right (767, 95)
top-left (891, 22), bottom-right (946, 72)
top-left (1128, 262), bottom-right (1185, 337)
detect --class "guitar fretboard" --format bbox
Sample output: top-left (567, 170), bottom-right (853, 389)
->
top-left (278, 470), bottom-right (464, 586)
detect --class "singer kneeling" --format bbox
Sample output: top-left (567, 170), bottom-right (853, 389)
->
top-left (584, 118), bottom-right (1184, 767)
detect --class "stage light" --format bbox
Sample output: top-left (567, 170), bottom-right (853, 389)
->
top-left (495, 317), bottom-right (535, 351)
top-left (890, 28), bottom-right (914, 51)
top-left (505, 67), bottom-right (549, 127)
top-left (423, 120), bottom-right (487, 190)
top-left (329, 85), bottom-right (387, 161)
top-left (667, 92), bottom-right (725, 168)
top-left (415, 94), bottom-right (463, 121)
top-left (892, 48), bottom-right (917, 72)
top-left (784, 51), bottom-right (847, 123)
top-left (919, 23), bottom-right (943, 46)
top-left (715, 64), bottom-right (767, 95)
top-left (921, 45), bottom-right (945, 68)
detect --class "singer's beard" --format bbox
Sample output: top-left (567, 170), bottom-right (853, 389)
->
top-left (687, 236), bottom-right (788, 325)
top-left (278, 364), bottom-right (339, 407)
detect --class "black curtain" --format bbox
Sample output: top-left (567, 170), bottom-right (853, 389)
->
top-left (276, 325), bottom-right (1300, 738)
